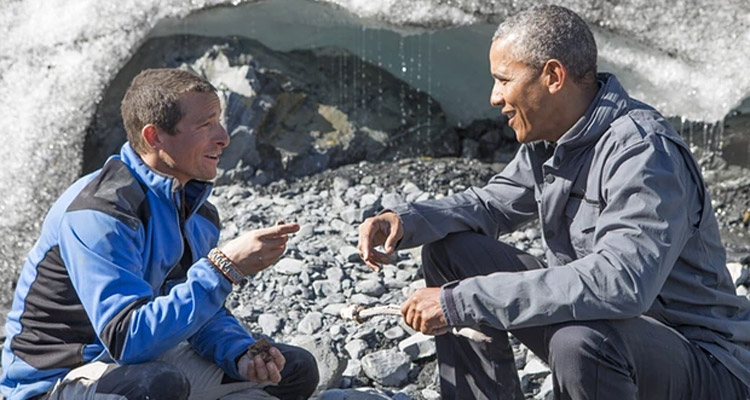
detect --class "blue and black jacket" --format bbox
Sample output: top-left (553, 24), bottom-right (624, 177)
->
top-left (1, 143), bottom-right (255, 400)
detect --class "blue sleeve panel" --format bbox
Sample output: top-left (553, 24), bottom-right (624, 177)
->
top-left (189, 306), bottom-right (255, 380)
top-left (59, 209), bottom-right (236, 364)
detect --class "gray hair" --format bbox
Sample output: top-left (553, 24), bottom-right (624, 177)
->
top-left (492, 5), bottom-right (597, 83)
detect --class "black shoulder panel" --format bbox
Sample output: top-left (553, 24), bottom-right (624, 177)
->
top-left (68, 159), bottom-right (150, 231)
top-left (11, 246), bottom-right (96, 370)
top-left (196, 201), bottom-right (221, 230)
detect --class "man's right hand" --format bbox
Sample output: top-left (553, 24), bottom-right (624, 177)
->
top-left (221, 223), bottom-right (300, 276)
top-left (357, 212), bottom-right (404, 272)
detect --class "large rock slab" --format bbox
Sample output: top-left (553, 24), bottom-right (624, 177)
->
top-left (87, 35), bottom-right (458, 185)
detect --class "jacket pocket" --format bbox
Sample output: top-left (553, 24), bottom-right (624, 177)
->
top-left (565, 196), bottom-right (601, 259)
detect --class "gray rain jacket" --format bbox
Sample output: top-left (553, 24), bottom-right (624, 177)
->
top-left (390, 74), bottom-right (750, 386)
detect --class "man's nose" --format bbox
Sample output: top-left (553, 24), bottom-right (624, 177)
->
top-left (490, 85), bottom-right (504, 107)
top-left (215, 124), bottom-right (230, 148)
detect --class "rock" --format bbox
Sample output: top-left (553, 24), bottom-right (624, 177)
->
top-left (728, 262), bottom-right (746, 286)
top-left (354, 280), bottom-right (386, 297)
top-left (275, 258), bottom-right (305, 275)
top-left (340, 206), bottom-right (366, 225)
top-left (323, 303), bottom-right (347, 316)
top-left (317, 388), bottom-right (391, 400)
top-left (421, 388), bottom-right (441, 400)
top-left (398, 333), bottom-right (437, 361)
top-left (381, 192), bottom-right (405, 210)
top-left (349, 294), bottom-right (379, 306)
top-left (521, 356), bottom-right (550, 380)
top-left (535, 374), bottom-right (554, 400)
top-left (291, 336), bottom-right (347, 393)
top-left (298, 312), bottom-right (324, 335)
top-left (361, 349), bottom-right (411, 387)
top-left (313, 280), bottom-right (342, 297)
top-left (383, 326), bottom-right (406, 340)
top-left (342, 359), bottom-right (362, 377)
top-left (258, 313), bottom-right (281, 335)
top-left (340, 246), bottom-right (361, 263)
top-left (345, 339), bottom-right (369, 359)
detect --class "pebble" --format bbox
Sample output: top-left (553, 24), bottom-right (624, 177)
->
top-left (361, 349), bottom-right (411, 387)
top-left (275, 258), bottom-right (305, 275)
top-left (258, 313), bottom-right (281, 335)
top-left (398, 333), bottom-right (437, 361)
top-left (298, 312), bottom-right (324, 335)
top-left (355, 280), bottom-right (387, 297)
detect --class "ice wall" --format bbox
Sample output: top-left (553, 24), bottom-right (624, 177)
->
top-left (0, 0), bottom-right (748, 295)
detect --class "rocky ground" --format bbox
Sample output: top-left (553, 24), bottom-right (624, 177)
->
top-left (207, 154), bottom-right (750, 400)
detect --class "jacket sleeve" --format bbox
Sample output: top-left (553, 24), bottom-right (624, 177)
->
top-left (390, 146), bottom-right (539, 249)
top-left (189, 307), bottom-right (255, 380)
top-left (441, 138), bottom-right (694, 330)
top-left (58, 210), bottom-right (234, 364)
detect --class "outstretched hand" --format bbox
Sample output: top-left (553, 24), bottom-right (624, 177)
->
top-left (357, 212), bottom-right (404, 272)
top-left (221, 223), bottom-right (300, 275)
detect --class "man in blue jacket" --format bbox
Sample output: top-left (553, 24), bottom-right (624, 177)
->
top-left (359, 5), bottom-right (750, 400)
top-left (1, 68), bottom-right (318, 400)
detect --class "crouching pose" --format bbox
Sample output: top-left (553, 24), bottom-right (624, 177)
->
top-left (1, 69), bottom-right (318, 400)
top-left (358, 5), bottom-right (750, 400)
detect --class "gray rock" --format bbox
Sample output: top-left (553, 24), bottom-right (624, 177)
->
top-left (383, 326), bottom-right (406, 340)
top-left (340, 246), bottom-right (361, 263)
top-left (398, 333), bottom-right (437, 361)
top-left (333, 177), bottom-right (352, 194)
top-left (292, 336), bottom-right (347, 393)
top-left (354, 279), bottom-right (386, 297)
top-left (535, 374), bottom-right (554, 400)
top-left (275, 258), bottom-right (305, 275)
top-left (421, 389), bottom-right (441, 400)
top-left (298, 312), bottom-right (324, 335)
top-left (258, 313), bottom-right (281, 336)
top-left (322, 303), bottom-right (347, 316)
top-left (341, 206), bottom-right (366, 225)
top-left (345, 339), bottom-right (369, 359)
top-left (317, 388), bottom-right (390, 400)
top-left (349, 294), bottom-right (379, 306)
top-left (313, 280), bottom-right (342, 297)
top-left (342, 359), bottom-right (363, 377)
top-left (361, 349), bottom-right (411, 387)
top-left (381, 192), bottom-right (405, 210)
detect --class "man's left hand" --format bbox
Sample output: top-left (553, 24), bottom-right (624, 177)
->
top-left (237, 346), bottom-right (286, 384)
top-left (401, 287), bottom-right (450, 336)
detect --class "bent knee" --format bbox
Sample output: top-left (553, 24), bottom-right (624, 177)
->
top-left (96, 361), bottom-right (190, 400)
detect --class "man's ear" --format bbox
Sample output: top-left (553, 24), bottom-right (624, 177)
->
top-left (141, 124), bottom-right (162, 151)
top-left (542, 59), bottom-right (566, 94)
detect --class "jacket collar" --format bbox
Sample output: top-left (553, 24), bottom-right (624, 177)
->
top-left (119, 142), bottom-right (213, 216)
top-left (555, 73), bottom-right (631, 151)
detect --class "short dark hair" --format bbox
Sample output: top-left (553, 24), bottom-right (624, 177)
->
top-left (121, 68), bottom-right (216, 155)
top-left (492, 5), bottom-right (597, 83)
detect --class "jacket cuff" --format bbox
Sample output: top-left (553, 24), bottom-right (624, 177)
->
top-left (382, 204), bottom-right (416, 249)
top-left (224, 338), bottom-right (256, 381)
top-left (440, 281), bottom-right (463, 326)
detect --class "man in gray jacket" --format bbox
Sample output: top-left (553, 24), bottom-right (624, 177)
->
top-left (358, 5), bottom-right (750, 400)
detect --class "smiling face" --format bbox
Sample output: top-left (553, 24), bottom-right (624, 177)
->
top-left (152, 91), bottom-right (229, 185)
top-left (489, 39), bottom-right (558, 143)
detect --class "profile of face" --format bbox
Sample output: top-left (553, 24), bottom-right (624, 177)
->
top-left (152, 91), bottom-right (229, 185)
top-left (489, 39), bottom-right (556, 143)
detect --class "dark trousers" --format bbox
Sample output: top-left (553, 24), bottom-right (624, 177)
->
top-left (423, 232), bottom-right (750, 400)
top-left (37, 342), bottom-right (318, 400)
